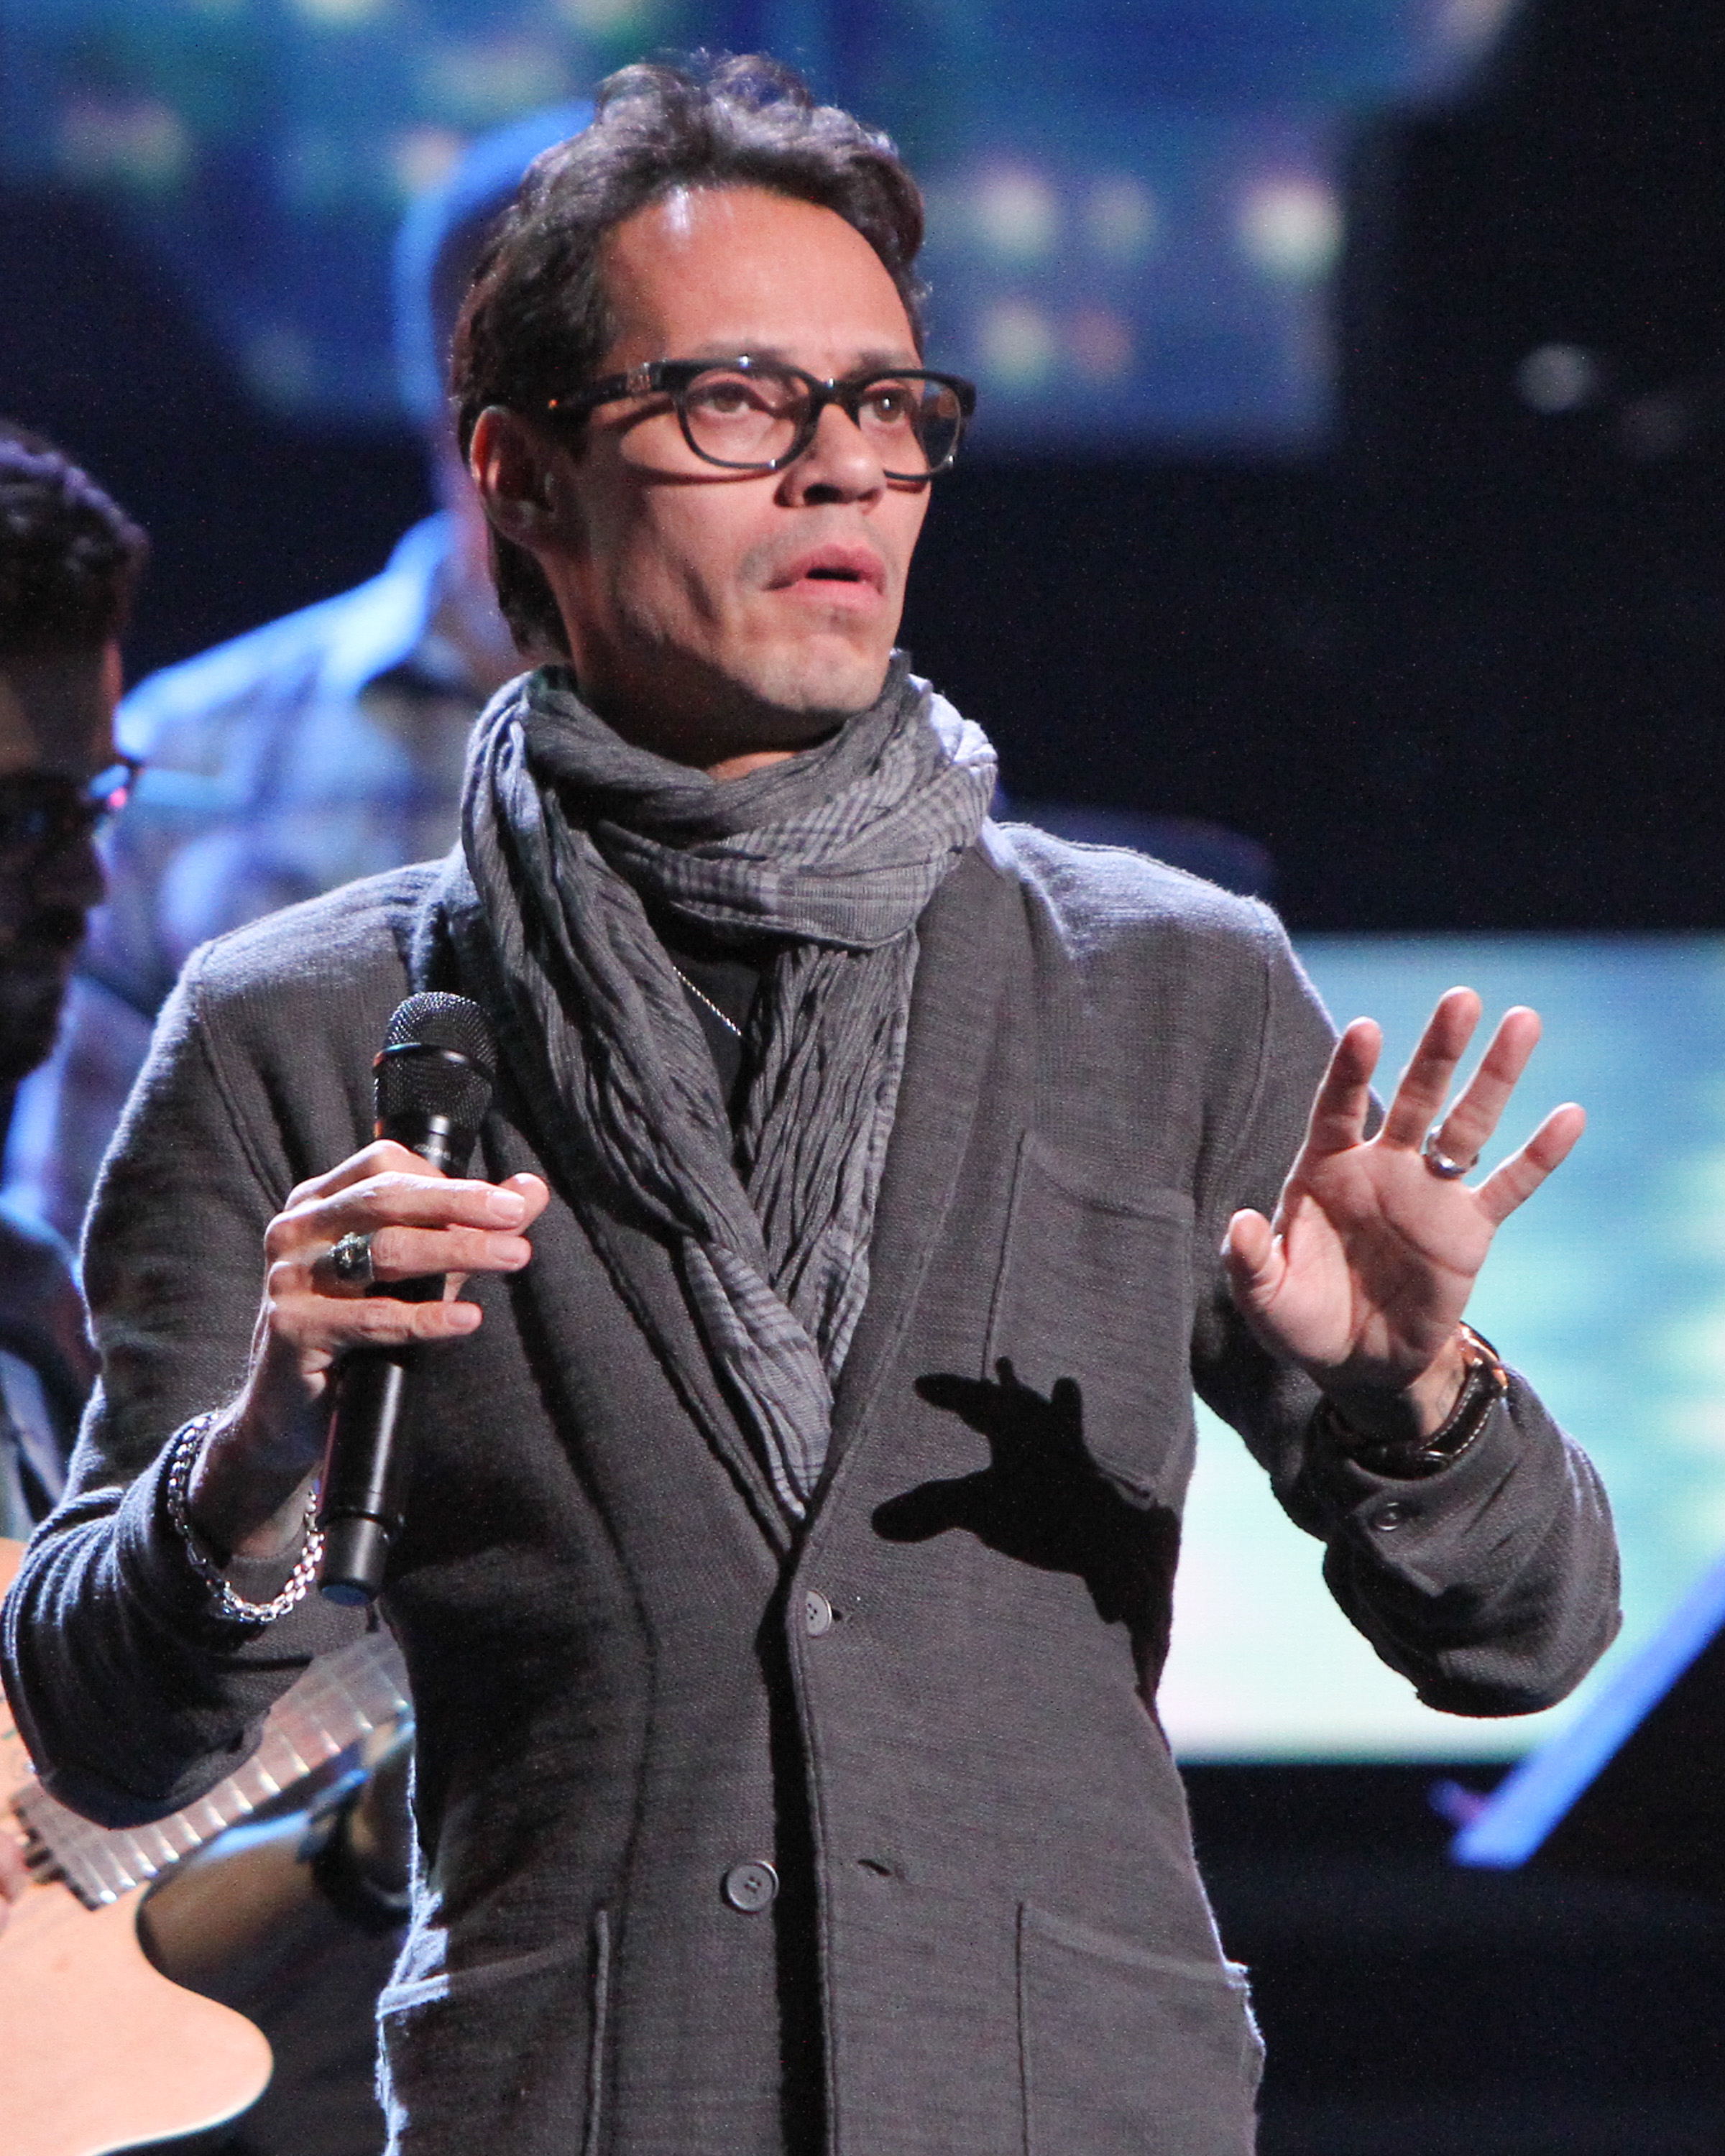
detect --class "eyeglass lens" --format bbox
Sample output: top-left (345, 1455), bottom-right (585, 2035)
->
top-left (681, 367), bottom-right (964, 475)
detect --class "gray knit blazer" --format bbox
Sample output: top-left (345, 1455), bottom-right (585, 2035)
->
top-left (2, 826), bottom-right (1619, 2156)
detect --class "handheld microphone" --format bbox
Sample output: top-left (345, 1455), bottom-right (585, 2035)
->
top-left (318, 992), bottom-right (497, 1606)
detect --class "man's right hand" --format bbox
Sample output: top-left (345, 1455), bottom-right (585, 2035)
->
top-left (186, 1141), bottom-right (549, 1563)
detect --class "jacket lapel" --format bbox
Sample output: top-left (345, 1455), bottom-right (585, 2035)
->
top-left (417, 861), bottom-right (794, 1555)
top-left (825, 838), bottom-right (1017, 1475)
top-left (415, 838), bottom-right (1018, 1551)
top-left (505, 1123), bottom-right (794, 1557)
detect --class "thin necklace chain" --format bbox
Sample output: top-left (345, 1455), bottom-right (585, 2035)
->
top-left (671, 962), bottom-right (745, 1039)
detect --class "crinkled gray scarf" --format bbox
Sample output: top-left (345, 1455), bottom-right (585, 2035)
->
top-left (460, 655), bottom-right (996, 1517)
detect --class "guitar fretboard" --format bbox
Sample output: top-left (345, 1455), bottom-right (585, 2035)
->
top-left (10, 1629), bottom-right (410, 1908)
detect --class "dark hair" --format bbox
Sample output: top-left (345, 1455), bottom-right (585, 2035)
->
top-left (0, 425), bottom-right (148, 660)
top-left (452, 55), bottom-right (927, 655)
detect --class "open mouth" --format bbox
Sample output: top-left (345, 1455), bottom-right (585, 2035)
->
top-left (769, 543), bottom-right (888, 599)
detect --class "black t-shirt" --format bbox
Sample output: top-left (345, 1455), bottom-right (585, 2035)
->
top-left (646, 908), bottom-right (770, 1123)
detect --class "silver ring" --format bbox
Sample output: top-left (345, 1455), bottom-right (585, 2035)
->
top-left (1421, 1127), bottom-right (1475, 1180)
top-left (328, 1230), bottom-right (376, 1287)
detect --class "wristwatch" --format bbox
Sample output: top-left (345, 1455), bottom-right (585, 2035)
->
top-left (1318, 1324), bottom-right (1509, 1480)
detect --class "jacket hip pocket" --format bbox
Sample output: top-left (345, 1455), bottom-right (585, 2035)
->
top-left (377, 1911), bottom-right (610, 2152)
top-left (1018, 1902), bottom-right (1263, 2156)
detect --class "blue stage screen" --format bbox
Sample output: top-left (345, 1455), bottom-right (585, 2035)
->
top-left (1163, 936), bottom-right (1725, 1761)
top-left (0, 0), bottom-right (1521, 446)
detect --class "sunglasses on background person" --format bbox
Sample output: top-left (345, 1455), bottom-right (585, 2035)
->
top-left (0, 756), bottom-right (144, 862)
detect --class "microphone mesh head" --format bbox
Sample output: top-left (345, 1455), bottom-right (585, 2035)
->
top-left (385, 992), bottom-right (496, 1077)
top-left (376, 994), bottom-right (497, 1135)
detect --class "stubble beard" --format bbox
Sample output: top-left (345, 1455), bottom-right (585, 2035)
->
top-left (0, 909), bottom-right (86, 1082)
top-left (0, 964), bottom-right (69, 1083)
top-left (598, 584), bottom-right (893, 763)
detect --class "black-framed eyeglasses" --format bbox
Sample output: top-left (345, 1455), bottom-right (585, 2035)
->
top-left (544, 356), bottom-right (978, 479)
top-left (0, 755), bottom-right (144, 859)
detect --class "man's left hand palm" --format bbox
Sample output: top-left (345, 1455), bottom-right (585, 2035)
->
top-left (1223, 988), bottom-right (1585, 1406)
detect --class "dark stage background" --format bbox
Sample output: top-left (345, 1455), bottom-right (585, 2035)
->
top-left (6, 1), bottom-right (1725, 934)
top-left (5, 1), bottom-right (1725, 2147)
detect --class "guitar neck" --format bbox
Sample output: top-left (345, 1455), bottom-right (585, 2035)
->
top-left (12, 1629), bottom-right (410, 1909)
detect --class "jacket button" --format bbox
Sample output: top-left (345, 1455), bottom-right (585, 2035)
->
top-left (1375, 1501), bottom-right (1412, 1531)
top-left (804, 1590), bottom-right (834, 1636)
top-left (722, 1861), bottom-right (779, 1913)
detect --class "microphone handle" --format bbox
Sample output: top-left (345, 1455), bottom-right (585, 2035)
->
top-left (316, 1278), bottom-right (443, 1607)
top-left (318, 1111), bottom-right (475, 1607)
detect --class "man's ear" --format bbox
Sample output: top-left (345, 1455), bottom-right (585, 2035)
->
top-left (469, 407), bottom-right (578, 553)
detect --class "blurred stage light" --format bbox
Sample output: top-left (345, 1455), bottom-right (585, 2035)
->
top-left (245, 324), bottom-right (318, 410)
top-left (978, 298), bottom-right (1057, 390)
top-left (290, 0), bottom-right (387, 24)
top-left (1516, 343), bottom-right (1603, 414)
top-left (1433, 0), bottom-right (1523, 54)
top-left (969, 166), bottom-right (1060, 265)
top-left (388, 127), bottom-right (468, 203)
top-left (556, 0), bottom-right (663, 29)
top-left (1082, 175), bottom-right (1159, 264)
top-left (417, 37), bottom-right (574, 127)
top-left (1068, 305), bottom-right (1135, 383)
top-left (57, 99), bottom-right (190, 193)
top-left (1236, 178), bottom-right (1343, 283)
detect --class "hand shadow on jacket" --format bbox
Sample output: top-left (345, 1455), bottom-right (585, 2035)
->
top-left (874, 1360), bottom-right (1181, 1695)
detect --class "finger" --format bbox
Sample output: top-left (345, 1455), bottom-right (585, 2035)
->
top-left (278, 1288), bottom-right (487, 1353)
top-left (1379, 987), bottom-right (1483, 1149)
top-left (335, 1173), bottom-right (532, 1230)
top-left (0, 1831), bottom-right (27, 1902)
top-left (497, 1171), bottom-right (551, 1223)
top-left (1220, 1208), bottom-right (1283, 1314)
top-left (1474, 1102), bottom-right (1586, 1226)
top-left (1300, 1020), bottom-right (1382, 1161)
top-left (286, 1140), bottom-right (446, 1209)
top-left (1424, 1005), bottom-right (1541, 1169)
top-left (365, 1225), bottom-right (533, 1282)
top-left (293, 1173), bottom-right (532, 1249)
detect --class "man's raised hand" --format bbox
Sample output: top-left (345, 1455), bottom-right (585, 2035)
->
top-left (1220, 987), bottom-right (1584, 1441)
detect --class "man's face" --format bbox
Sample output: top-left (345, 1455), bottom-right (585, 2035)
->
top-left (487, 186), bottom-right (933, 768)
top-left (0, 644), bottom-right (116, 1084)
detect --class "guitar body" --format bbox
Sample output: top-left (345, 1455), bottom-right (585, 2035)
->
top-left (0, 1539), bottom-right (274, 2155)
top-left (0, 1877), bottom-right (273, 2156)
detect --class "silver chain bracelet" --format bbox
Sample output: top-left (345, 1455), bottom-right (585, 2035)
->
top-left (165, 1411), bottom-right (324, 1625)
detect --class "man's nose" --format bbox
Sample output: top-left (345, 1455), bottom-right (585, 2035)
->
top-left (780, 399), bottom-right (886, 507)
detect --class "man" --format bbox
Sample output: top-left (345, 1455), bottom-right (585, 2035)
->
top-left (0, 423), bottom-right (144, 1933)
top-left (4, 106), bottom-right (589, 1243)
top-left (0, 426), bottom-right (142, 1541)
top-left (2, 59), bottom-right (1618, 2155)
top-left (0, 430), bottom-right (405, 2156)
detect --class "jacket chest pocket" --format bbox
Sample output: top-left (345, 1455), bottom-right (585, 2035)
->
top-left (984, 1133), bottom-right (1197, 1501)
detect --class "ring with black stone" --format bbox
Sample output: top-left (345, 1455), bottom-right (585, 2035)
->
top-left (328, 1229), bottom-right (377, 1288)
